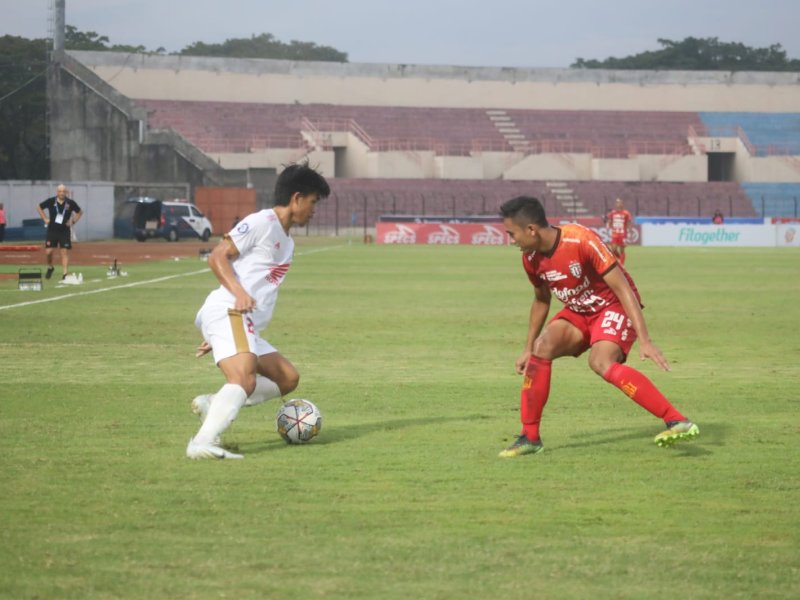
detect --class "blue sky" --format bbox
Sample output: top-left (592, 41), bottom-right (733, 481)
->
top-left (2, 0), bottom-right (799, 68)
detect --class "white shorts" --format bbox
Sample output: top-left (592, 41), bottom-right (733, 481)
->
top-left (195, 302), bottom-right (277, 365)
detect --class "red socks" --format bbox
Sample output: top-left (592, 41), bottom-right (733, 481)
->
top-left (520, 357), bottom-right (552, 441)
top-left (603, 362), bottom-right (684, 422)
top-left (518, 358), bottom-right (684, 441)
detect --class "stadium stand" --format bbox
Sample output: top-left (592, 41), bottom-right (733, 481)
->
top-left (138, 100), bottom-right (715, 159)
top-left (700, 112), bottom-right (800, 156)
top-left (741, 182), bottom-right (800, 217)
top-left (47, 50), bottom-right (800, 229)
top-left (309, 179), bottom-right (756, 231)
top-left (501, 109), bottom-right (706, 157)
top-left (138, 100), bottom-right (513, 155)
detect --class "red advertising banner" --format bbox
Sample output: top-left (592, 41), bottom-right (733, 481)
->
top-left (376, 219), bottom-right (641, 246)
top-left (376, 222), bottom-right (509, 245)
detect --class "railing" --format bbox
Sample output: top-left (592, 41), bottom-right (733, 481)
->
top-left (192, 135), bottom-right (307, 153)
top-left (294, 192), bottom-right (772, 237)
top-left (736, 126), bottom-right (756, 156)
top-left (763, 143), bottom-right (800, 157)
top-left (687, 124), bottom-right (707, 154)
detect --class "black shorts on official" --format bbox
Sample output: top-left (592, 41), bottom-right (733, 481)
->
top-left (45, 229), bottom-right (72, 249)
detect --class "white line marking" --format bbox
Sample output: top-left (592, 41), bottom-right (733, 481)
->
top-left (0, 243), bottom-right (349, 312)
top-left (0, 269), bottom-right (210, 311)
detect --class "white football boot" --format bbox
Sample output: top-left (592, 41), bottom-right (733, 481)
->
top-left (186, 438), bottom-right (243, 460)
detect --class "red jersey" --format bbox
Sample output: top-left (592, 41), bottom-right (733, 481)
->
top-left (606, 209), bottom-right (633, 237)
top-left (522, 223), bottom-right (641, 314)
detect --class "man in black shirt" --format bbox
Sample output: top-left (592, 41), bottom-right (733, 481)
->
top-left (37, 184), bottom-right (83, 280)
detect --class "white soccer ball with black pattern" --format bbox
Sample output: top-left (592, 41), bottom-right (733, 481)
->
top-left (276, 399), bottom-right (322, 444)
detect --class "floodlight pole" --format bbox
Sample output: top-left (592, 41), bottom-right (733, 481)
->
top-left (53, 0), bottom-right (65, 52)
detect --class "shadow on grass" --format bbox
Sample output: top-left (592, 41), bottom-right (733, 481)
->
top-left (554, 422), bottom-right (725, 457)
top-left (235, 414), bottom-right (482, 455)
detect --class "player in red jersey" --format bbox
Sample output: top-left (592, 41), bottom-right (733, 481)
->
top-left (605, 198), bottom-right (634, 264)
top-left (497, 196), bottom-right (698, 457)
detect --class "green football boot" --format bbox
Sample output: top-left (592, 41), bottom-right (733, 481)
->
top-left (654, 420), bottom-right (700, 448)
top-left (499, 434), bottom-right (544, 458)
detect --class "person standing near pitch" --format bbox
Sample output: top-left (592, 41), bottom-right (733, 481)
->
top-left (187, 163), bottom-right (330, 459)
top-left (605, 197), bottom-right (634, 265)
top-left (37, 184), bottom-right (82, 280)
top-left (498, 196), bottom-right (698, 458)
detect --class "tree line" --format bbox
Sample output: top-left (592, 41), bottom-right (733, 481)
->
top-left (572, 37), bottom-right (800, 71)
top-left (0, 29), bottom-right (797, 180)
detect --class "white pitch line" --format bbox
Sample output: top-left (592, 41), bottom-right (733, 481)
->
top-left (0, 269), bottom-right (210, 311)
top-left (0, 243), bottom-right (350, 312)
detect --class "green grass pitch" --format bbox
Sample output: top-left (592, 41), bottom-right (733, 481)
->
top-left (1, 241), bottom-right (798, 598)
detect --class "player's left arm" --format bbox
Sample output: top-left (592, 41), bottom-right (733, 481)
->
top-left (603, 266), bottom-right (670, 371)
top-left (70, 208), bottom-right (82, 226)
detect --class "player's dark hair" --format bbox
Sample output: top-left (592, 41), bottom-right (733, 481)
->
top-left (499, 196), bottom-right (549, 227)
top-left (273, 162), bottom-right (331, 206)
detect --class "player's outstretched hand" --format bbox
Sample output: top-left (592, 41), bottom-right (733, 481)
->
top-left (638, 340), bottom-right (670, 371)
top-left (196, 340), bottom-right (212, 358)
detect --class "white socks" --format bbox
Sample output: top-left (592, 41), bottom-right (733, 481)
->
top-left (192, 383), bottom-right (247, 445)
top-left (244, 376), bottom-right (282, 407)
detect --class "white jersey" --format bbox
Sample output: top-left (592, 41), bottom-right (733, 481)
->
top-left (202, 209), bottom-right (294, 331)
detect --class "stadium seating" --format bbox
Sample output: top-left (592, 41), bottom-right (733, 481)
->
top-left (138, 100), bottom-right (716, 158)
top-left (135, 99), bottom-right (792, 221)
top-left (309, 179), bottom-right (755, 229)
top-left (503, 110), bottom-right (706, 157)
top-left (741, 182), bottom-right (800, 217)
top-left (137, 100), bottom-right (512, 154)
top-left (699, 112), bottom-right (800, 156)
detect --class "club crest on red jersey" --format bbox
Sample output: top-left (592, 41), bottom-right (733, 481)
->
top-left (569, 261), bottom-right (582, 278)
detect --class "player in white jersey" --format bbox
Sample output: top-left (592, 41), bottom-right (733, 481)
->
top-left (187, 163), bottom-right (330, 459)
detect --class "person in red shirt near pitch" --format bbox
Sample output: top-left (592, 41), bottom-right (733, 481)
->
top-left (498, 196), bottom-right (699, 457)
top-left (605, 197), bottom-right (634, 264)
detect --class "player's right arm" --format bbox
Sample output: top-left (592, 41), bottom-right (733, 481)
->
top-left (208, 236), bottom-right (256, 313)
top-left (36, 202), bottom-right (49, 225)
top-left (515, 284), bottom-right (552, 374)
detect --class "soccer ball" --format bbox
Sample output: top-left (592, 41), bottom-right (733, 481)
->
top-left (276, 399), bottom-right (322, 444)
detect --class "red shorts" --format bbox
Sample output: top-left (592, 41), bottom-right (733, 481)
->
top-left (610, 234), bottom-right (626, 247)
top-left (551, 303), bottom-right (637, 358)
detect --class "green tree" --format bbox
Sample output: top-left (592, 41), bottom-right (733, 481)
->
top-left (572, 37), bottom-right (800, 71)
top-left (0, 35), bottom-right (49, 179)
top-left (180, 32), bottom-right (347, 62)
top-left (65, 25), bottom-right (164, 54)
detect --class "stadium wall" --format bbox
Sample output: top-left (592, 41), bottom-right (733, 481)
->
top-left (49, 51), bottom-right (235, 186)
top-left (68, 51), bottom-right (800, 112)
